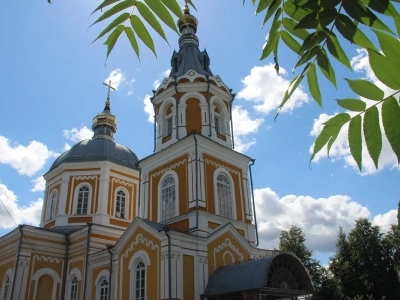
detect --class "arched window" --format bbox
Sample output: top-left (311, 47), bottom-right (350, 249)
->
top-left (70, 276), bottom-right (78, 300)
top-left (161, 175), bottom-right (176, 221)
top-left (97, 276), bottom-right (109, 300)
top-left (2, 276), bottom-right (10, 300)
top-left (115, 190), bottom-right (126, 218)
top-left (47, 190), bottom-right (57, 220)
top-left (135, 261), bottom-right (146, 300)
top-left (216, 173), bottom-right (233, 218)
top-left (77, 186), bottom-right (89, 214)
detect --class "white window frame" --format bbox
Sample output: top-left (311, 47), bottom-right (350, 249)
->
top-left (1, 269), bottom-right (12, 300)
top-left (213, 168), bottom-right (236, 219)
top-left (166, 116), bottom-right (173, 136)
top-left (31, 268), bottom-right (61, 300)
top-left (47, 189), bottom-right (58, 221)
top-left (73, 183), bottom-right (92, 215)
top-left (66, 268), bottom-right (82, 300)
top-left (129, 251), bottom-right (151, 300)
top-left (114, 188), bottom-right (129, 219)
top-left (214, 114), bottom-right (221, 134)
top-left (158, 171), bottom-right (179, 222)
top-left (95, 270), bottom-right (110, 300)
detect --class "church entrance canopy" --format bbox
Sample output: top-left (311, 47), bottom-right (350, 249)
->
top-left (201, 253), bottom-right (314, 300)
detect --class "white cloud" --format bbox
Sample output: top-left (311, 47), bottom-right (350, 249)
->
top-left (0, 182), bottom-right (43, 229)
top-left (255, 187), bottom-right (372, 253)
top-left (31, 176), bottom-right (45, 192)
top-left (152, 69), bottom-right (171, 90)
top-left (237, 64), bottom-right (309, 115)
top-left (372, 210), bottom-right (398, 233)
top-left (103, 69), bottom-right (126, 90)
top-left (63, 125), bottom-right (93, 142)
top-left (0, 136), bottom-right (57, 177)
top-left (232, 105), bottom-right (264, 152)
top-left (143, 94), bottom-right (154, 123)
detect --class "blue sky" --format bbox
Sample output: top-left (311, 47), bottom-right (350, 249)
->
top-left (0, 0), bottom-right (399, 263)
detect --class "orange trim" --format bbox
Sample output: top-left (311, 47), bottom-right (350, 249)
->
top-left (217, 133), bottom-right (226, 141)
top-left (208, 221), bottom-right (220, 230)
top-left (47, 168), bottom-right (101, 182)
top-left (68, 216), bottom-right (93, 223)
top-left (162, 135), bottom-right (172, 143)
top-left (110, 169), bottom-right (139, 180)
top-left (44, 220), bottom-right (56, 229)
top-left (169, 219), bottom-right (189, 231)
top-left (109, 218), bottom-right (130, 227)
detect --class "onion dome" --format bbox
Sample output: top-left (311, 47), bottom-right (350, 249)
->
top-left (49, 82), bottom-right (139, 171)
top-left (177, 4), bottom-right (198, 33)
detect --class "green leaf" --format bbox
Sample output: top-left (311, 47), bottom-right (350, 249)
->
top-left (318, 8), bottom-right (337, 27)
top-left (283, 1), bottom-right (311, 22)
top-left (104, 24), bottom-right (125, 58)
top-left (260, 32), bottom-right (280, 60)
top-left (335, 14), bottom-right (377, 51)
top-left (262, 0), bottom-right (282, 25)
top-left (130, 15), bottom-right (156, 56)
top-left (310, 113), bottom-right (350, 162)
top-left (382, 97), bottom-right (400, 163)
top-left (348, 115), bottom-right (363, 170)
top-left (160, 0), bottom-right (185, 20)
top-left (374, 30), bottom-right (400, 70)
top-left (294, 46), bottom-right (320, 69)
top-left (282, 18), bottom-right (309, 40)
top-left (360, 0), bottom-right (389, 14)
top-left (307, 63), bottom-right (322, 107)
top-left (317, 49), bottom-right (336, 87)
top-left (91, 0), bottom-right (136, 26)
top-left (300, 31), bottom-right (327, 52)
top-left (343, 0), bottom-right (393, 34)
top-left (124, 27), bottom-right (140, 58)
top-left (364, 105), bottom-right (382, 168)
top-left (295, 11), bottom-right (318, 29)
top-left (92, 12), bottom-right (130, 44)
top-left (345, 79), bottom-right (384, 100)
top-left (91, 0), bottom-right (120, 15)
top-left (144, 0), bottom-right (178, 34)
top-left (281, 30), bottom-right (302, 54)
top-left (276, 70), bottom-right (306, 118)
top-left (336, 99), bottom-right (367, 111)
top-left (256, 0), bottom-right (274, 14)
top-left (326, 33), bottom-right (352, 70)
top-left (368, 49), bottom-right (400, 90)
top-left (136, 2), bottom-right (168, 43)
top-left (185, 0), bottom-right (197, 10)
top-left (385, 2), bottom-right (400, 37)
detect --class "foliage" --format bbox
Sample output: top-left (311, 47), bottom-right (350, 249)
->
top-left (278, 225), bottom-right (341, 299)
top-left (330, 219), bottom-right (400, 299)
top-left (48, 0), bottom-right (400, 171)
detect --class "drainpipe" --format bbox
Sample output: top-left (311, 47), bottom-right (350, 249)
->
top-left (151, 91), bottom-right (156, 153)
top-left (206, 74), bottom-right (211, 137)
top-left (137, 165), bottom-right (142, 214)
top-left (173, 76), bottom-right (179, 140)
top-left (248, 159), bottom-right (259, 246)
top-left (10, 225), bottom-right (23, 300)
top-left (163, 225), bottom-right (172, 300)
top-left (83, 223), bottom-right (92, 300)
top-left (60, 234), bottom-right (70, 300)
top-left (229, 91), bottom-right (236, 149)
top-left (107, 246), bottom-right (113, 300)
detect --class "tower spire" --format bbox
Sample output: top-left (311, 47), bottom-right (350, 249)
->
top-left (91, 81), bottom-right (118, 140)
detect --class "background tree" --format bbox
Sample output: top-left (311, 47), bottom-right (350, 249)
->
top-left (278, 225), bottom-right (341, 299)
top-left (330, 218), bottom-right (400, 299)
top-left (47, 0), bottom-right (400, 171)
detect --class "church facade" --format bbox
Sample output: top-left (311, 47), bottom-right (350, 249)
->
top-left (0, 5), bottom-right (314, 300)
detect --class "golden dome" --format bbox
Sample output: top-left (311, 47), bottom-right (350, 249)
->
top-left (177, 4), bottom-right (198, 28)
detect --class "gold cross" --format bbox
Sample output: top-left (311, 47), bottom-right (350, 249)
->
top-left (103, 80), bottom-right (116, 99)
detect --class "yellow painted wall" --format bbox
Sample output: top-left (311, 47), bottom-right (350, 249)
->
top-left (36, 275), bottom-right (53, 300)
top-left (107, 176), bottom-right (137, 219)
top-left (185, 98), bottom-right (202, 134)
top-left (183, 255), bottom-right (194, 300)
top-left (66, 176), bottom-right (99, 214)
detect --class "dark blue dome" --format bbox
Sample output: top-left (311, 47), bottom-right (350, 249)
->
top-left (50, 139), bottom-right (139, 170)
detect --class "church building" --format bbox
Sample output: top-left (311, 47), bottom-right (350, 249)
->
top-left (0, 5), bottom-right (314, 300)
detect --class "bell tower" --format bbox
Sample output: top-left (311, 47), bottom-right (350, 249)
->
top-left (140, 4), bottom-right (256, 245)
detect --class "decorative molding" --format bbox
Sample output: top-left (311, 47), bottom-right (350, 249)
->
top-left (205, 159), bottom-right (240, 175)
top-left (47, 179), bottom-right (62, 191)
top-left (198, 256), bottom-right (208, 264)
top-left (112, 177), bottom-right (134, 187)
top-left (121, 233), bottom-right (159, 259)
top-left (69, 255), bottom-right (85, 263)
top-left (0, 256), bottom-right (15, 266)
top-left (33, 255), bottom-right (63, 264)
top-left (72, 175), bottom-right (98, 180)
top-left (214, 238), bottom-right (244, 261)
top-left (161, 251), bottom-right (181, 261)
top-left (150, 159), bottom-right (186, 178)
